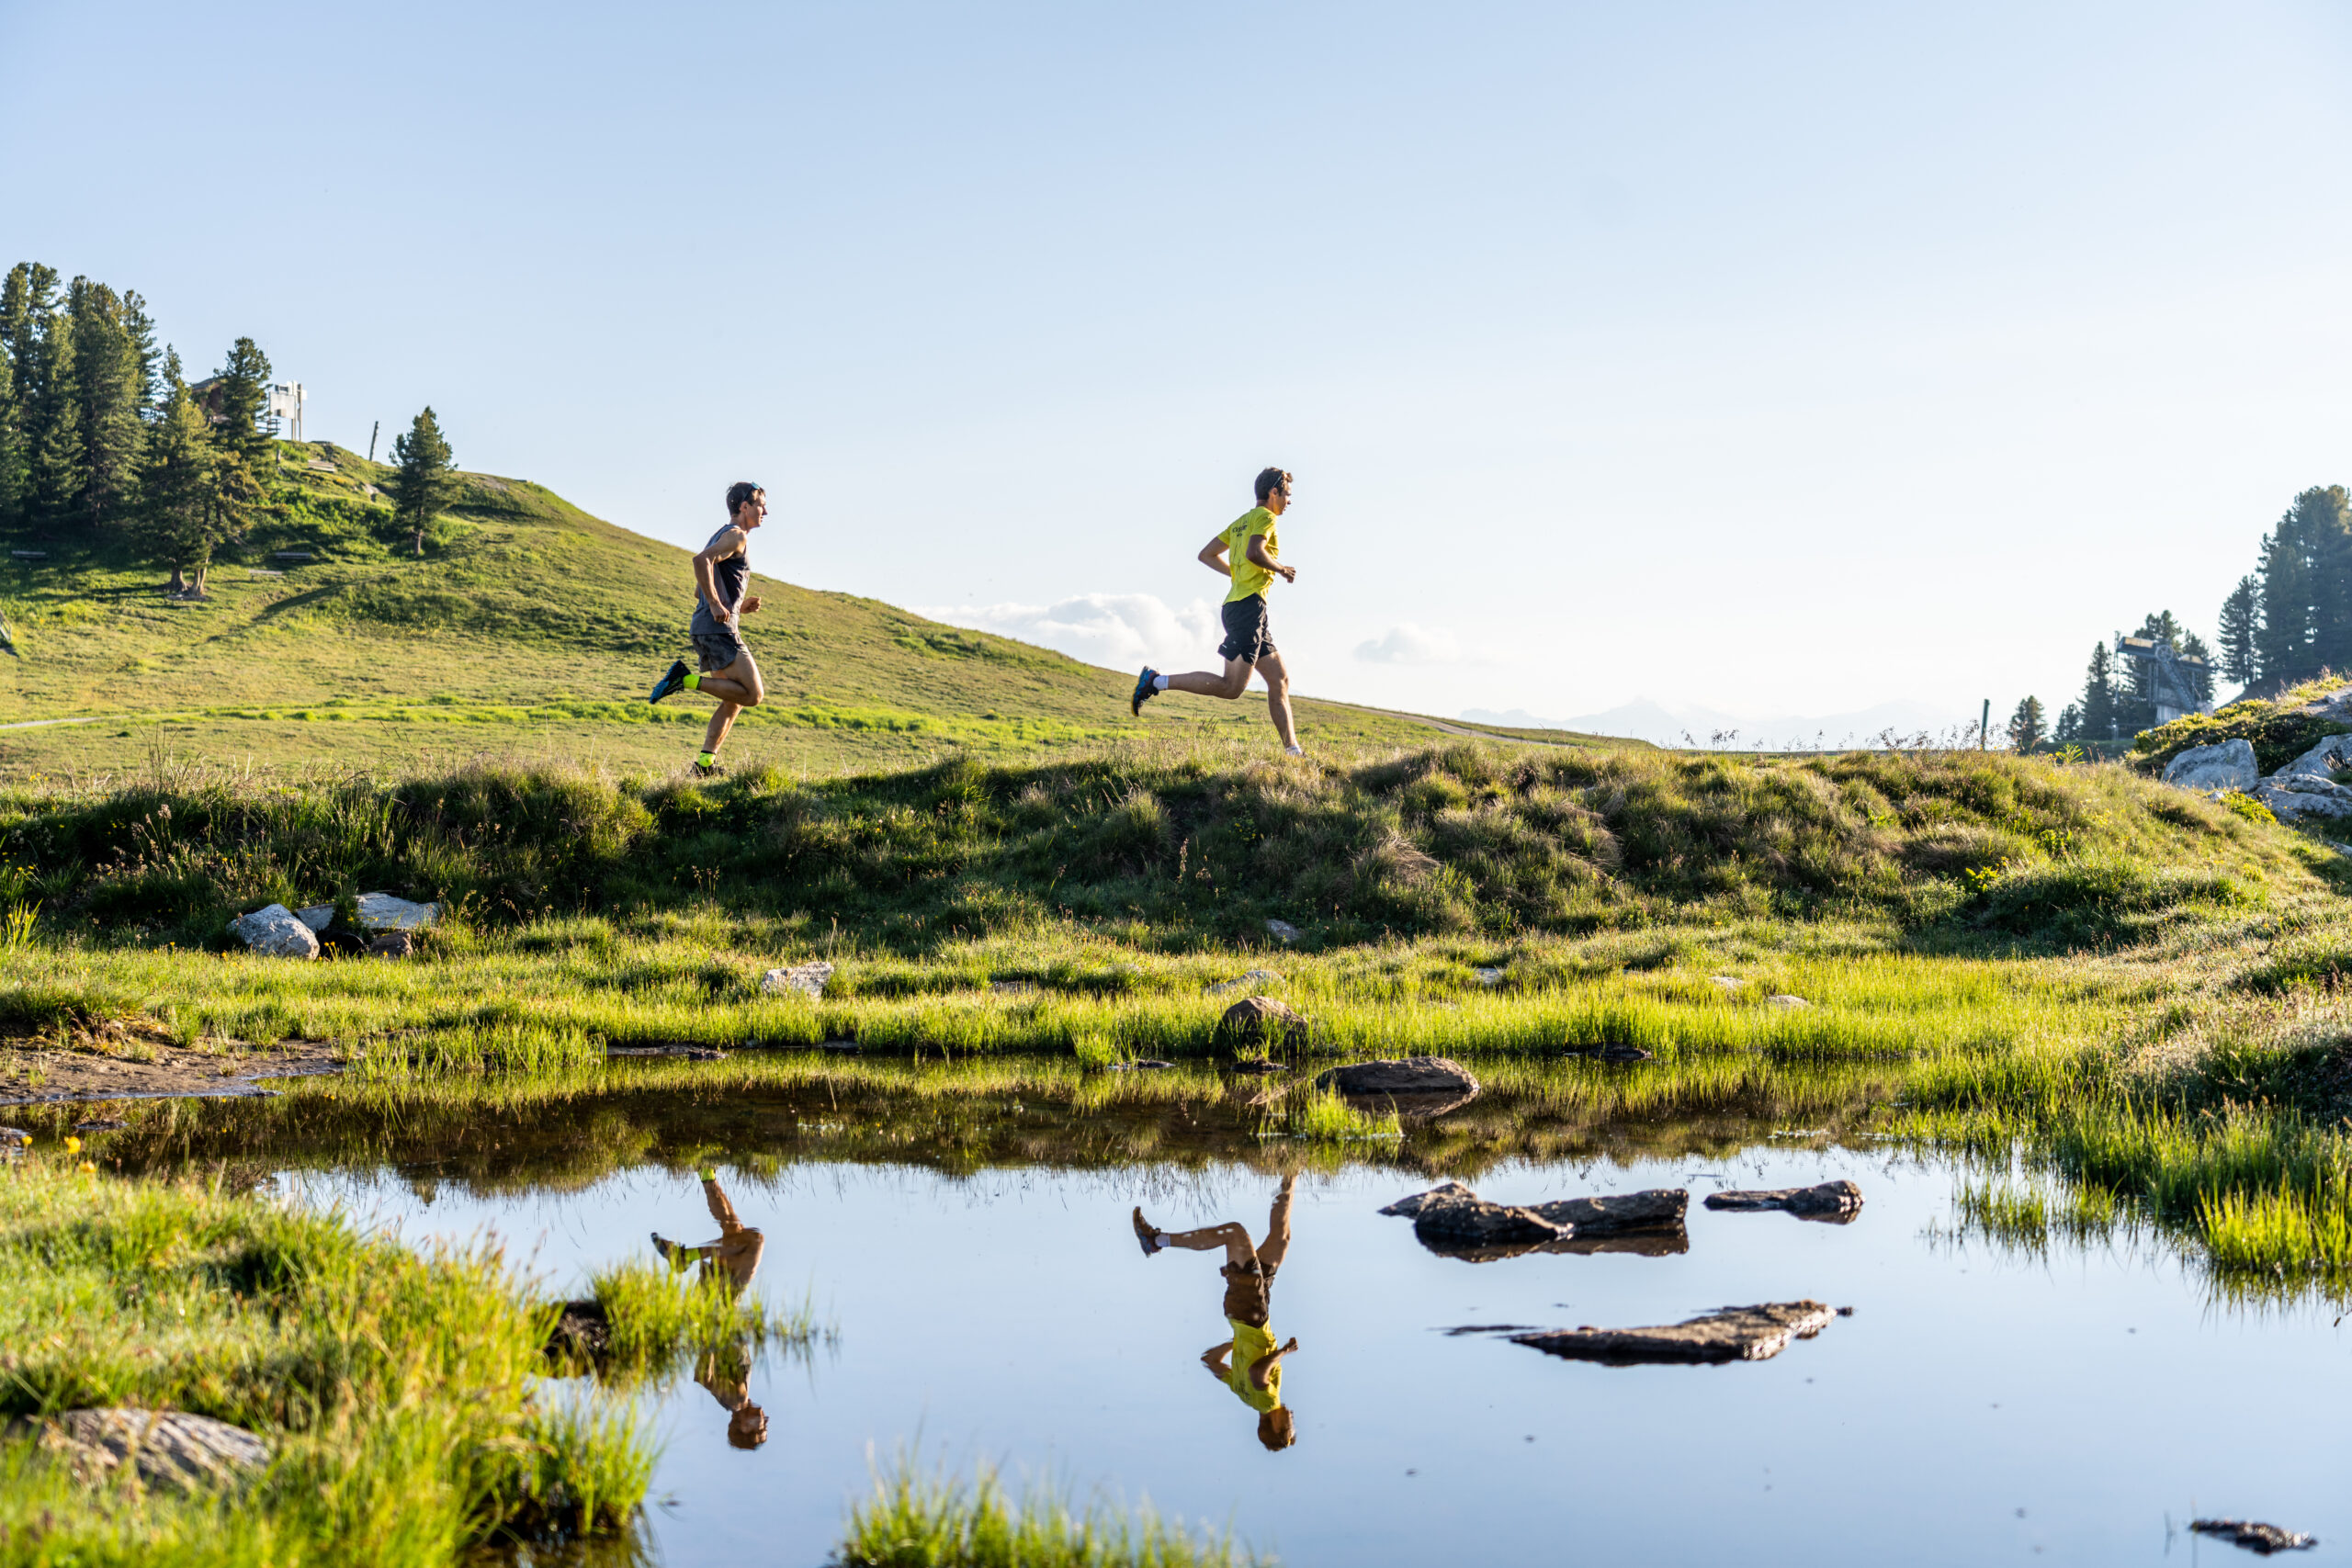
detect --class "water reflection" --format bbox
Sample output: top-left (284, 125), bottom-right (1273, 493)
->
top-left (1136, 1171), bottom-right (1300, 1451)
top-left (654, 1170), bottom-right (770, 1449)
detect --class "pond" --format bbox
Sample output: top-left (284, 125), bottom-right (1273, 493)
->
top-left (256, 1083), bottom-right (2346, 1567)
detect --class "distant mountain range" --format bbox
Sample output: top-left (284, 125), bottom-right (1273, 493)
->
top-left (1461, 697), bottom-right (1974, 749)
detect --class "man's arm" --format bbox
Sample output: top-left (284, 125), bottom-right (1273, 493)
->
top-left (1197, 536), bottom-right (1233, 578)
top-left (1244, 535), bottom-right (1295, 584)
top-left (693, 527), bottom-right (746, 621)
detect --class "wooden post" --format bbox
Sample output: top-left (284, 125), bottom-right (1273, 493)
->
top-left (368, 420), bottom-right (379, 464)
top-left (1981, 698), bottom-right (1990, 750)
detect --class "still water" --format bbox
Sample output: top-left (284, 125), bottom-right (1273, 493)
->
top-left (289, 1113), bottom-right (2348, 1566)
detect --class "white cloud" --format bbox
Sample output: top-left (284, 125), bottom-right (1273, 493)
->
top-left (913, 592), bottom-right (1222, 672)
top-left (1353, 623), bottom-right (1462, 664)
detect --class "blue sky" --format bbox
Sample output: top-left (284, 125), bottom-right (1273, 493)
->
top-left (7, 0), bottom-right (2350, 726)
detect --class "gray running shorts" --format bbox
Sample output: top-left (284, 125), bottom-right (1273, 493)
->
top-left (693, 626), bottom-right (746, 672)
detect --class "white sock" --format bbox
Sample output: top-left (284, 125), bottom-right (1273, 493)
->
top-left (1284, 744), bottom-right (1305, 755)
top-left (1153, 675), bottom-right (1170, 691)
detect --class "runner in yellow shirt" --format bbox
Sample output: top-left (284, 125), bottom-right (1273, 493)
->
top-left (1130, 468), bottom-right (1304, 756)
top-left (1132, 1172), bottom-right (1300, 1450)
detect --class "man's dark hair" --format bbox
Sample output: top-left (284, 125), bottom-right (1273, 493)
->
top-left (725, 480), bottom-right (763, 517)
top-left (1254, 468), bottom-right (1291, 505)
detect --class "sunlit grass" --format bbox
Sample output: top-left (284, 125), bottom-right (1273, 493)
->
top-left (834, 1456), bottom-right (1269, 1568)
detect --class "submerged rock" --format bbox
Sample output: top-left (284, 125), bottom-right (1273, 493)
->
top-left (1381, 1181), bottom-right (1689, 1260)
top-left (2162, 738), bottom-right (2259, 791)
top-left (1317, 1056), bottom-right (1479, 1097)
top-left (761, 961), bottom-right (834, 998)
top-left (228, 904), bottom-right (319, 960)
top-left (7, 1408), bottom-right (269, 1492)
top-left (1513, 1300), bottom-right (1837, 1365)
top-left (0, 1127), bottom-right (27, 1162)
top-left (1703, 1179), bottom-right (1864, 1221)
top-left (2189, 1519), bottom-right (2318, 1554)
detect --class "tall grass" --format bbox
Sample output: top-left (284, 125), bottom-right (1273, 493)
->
top-left (578, 1258), bottom-right (829, 1381)
top-left (833, 1456), bottom-right (1269, 1568)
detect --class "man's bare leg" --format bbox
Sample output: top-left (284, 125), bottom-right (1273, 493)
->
top-left (1153, 1218), bottom-right (1260, 1269)
top-left (703, 1174), bottom-right (745, 1235)
top-left (1255, 1173), bottom-right (1296, 1271)
top-left (1256, 652), bottom-right (1298, 750)
top-left (695, 650), bottom-right (764, 708)
top-left (1163, 657), bottom-right (1255, 701)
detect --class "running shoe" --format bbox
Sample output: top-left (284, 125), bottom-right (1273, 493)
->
top-left (693, 759), bottom-right (724, 779)
top-left (649, 659), bottom-right (690, 704)
top-left (651, 1232), bottom-right (681, 1268)
top-left (1132, 1206), bottom-right (1166, 1257)
top-left (1131, 666), bottom-right (1160, 716)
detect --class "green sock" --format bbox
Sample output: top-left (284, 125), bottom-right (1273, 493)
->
top-left (684, 671), bottom-right (702, 690)
top-left (697, 751), bottom-right (717, 767)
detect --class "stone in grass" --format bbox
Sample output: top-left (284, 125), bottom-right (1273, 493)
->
top-left (1316, 1057), bottom-right (1479, 1097)
top-left (1265, 919), bottom-right (1302, 943)
top-left (368, 931), bottom-right (415, 959)
top-left (1206, 968), bottom-right (1284, 996)
top-left (761, 961), bottom-right (835, 998)
top-left (1703, 1179), bottom-right (1865, 1222)
top-left (2253, 774), bottom-right (2352, 821)
top-left (353, 893), bottom-right (440, 931)
top-left (294, 904), bottom-right (335, 932)
top-left (2188, 1519), bottom-right (2318, 1554)
top-left (1219, 997), bottom-right (1307, 1048)
top-left (228, 904), bottom-right (320, 960)
top-left (2275, 733), bottom-right (2352, 782)
top-left (1512, 1301), bottom-right (1838, 1365)
top-left (2161, 738), bottom-right (2259, 792)
top-left (6, 1408), bottom-right (269, 1492)
top-left (1767, 994), bottom-right (1812, 1009)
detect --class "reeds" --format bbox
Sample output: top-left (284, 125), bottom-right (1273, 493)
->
top-left (833, 1455), bottom-right (1269, 1568)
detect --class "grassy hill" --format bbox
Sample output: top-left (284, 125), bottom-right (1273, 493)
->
top-left (0, 441), bottom-right (1438, 779)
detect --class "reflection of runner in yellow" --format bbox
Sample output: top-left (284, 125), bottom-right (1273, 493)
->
top-left (654, 1168), bottom-right (771, 1449)
top-left (1133, 1173), bottom-right (1299, 1450)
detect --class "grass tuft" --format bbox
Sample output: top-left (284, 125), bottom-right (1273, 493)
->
top-left (833, 1455), bottom-right (1270, 1568)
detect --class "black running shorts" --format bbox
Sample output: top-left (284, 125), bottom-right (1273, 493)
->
top-left (1217, 595), bottom-right (1275, 664)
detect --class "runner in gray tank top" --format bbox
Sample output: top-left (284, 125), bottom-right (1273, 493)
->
top-left (648, 481), bottom-right (766, 776)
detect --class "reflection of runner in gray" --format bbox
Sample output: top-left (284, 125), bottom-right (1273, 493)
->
top-left (1132, 1173), bottom-right (1299, 1450)
top-left (654, 1168), bottom-right (771, 1448)
top-left (648, 481), bottom-right (767, 777)
top-left (1129, 468), bottom-right (1303, 756)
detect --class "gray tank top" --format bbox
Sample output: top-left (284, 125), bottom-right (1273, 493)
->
top-left (691, 525), bottom-right (749, 631)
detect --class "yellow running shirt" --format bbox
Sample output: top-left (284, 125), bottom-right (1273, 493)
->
top-left (1225, 1320), bottom-right (1283, 1413)
top-left (1222, 507), bottom-right (1281, 604)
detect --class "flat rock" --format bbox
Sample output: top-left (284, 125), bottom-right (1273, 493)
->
top-left (2275, 733), bottom-right (2352, 782)
top-left (353, 892), bottom-right (440, 931)
top-left (2163, 738), bottom-right (2259, 791)
top-left (761, 961), bottom-right (834, 998)
top-left (1708, 976), bottom-right (1744, 989)
top-left (606, 1044), bottom-right (728, 1059)
top-left (7, 1408), bottom-right (270, 1492)
top-left (1219, 996), bottom-right (1306, 1046)
top-left (2253, 775), bottom-right (2352, 820)
top-left (1703, 1179), bottom-right (1864, 1221)
top-left (2189, 1518), bottom-right (2318, 1554)
top-left (1408, 1191), bottom-right (1569, 1247)
top-left (1316, 1056), bottom-right (1478, 1097)
top-left (1527, 1189), bottom-right (1690, 1232)
top-left (1512, 1301), bottom-right (1837, 1365)
top-left (1382, 1182), bottom-right (1690, 1260)
top-left (1766, 994), bottom-right (1811, 1009)
top-left (1472, 966), bottom-right (1505, 986)
top-left (1206, 968), bottom-right (1284, 996)
top-left (294, 904), bottom-right (334, 931)
top-left (228, 904), bottom-right (319, 960)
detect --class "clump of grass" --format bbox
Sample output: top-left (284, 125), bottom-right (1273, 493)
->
top-left (1260, 1083), bottom-right (1401, 1143)
top-left (833, 1456), bottom-right (1269, 1568)
top-left (2198, 1185), bottom-right (2352, 1279)
top-left (1955, 1179), bottom-right (2051, 1249)
top-left (577, 1258), bottom-right (825, 1380)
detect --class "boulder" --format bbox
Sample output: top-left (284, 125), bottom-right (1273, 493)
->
top-left (1206, 968), bottom-right (1284, 996)
top-left (1473, 966), bottom-right (1505, 987)
top-left (368, 931), bottom-right (415, 959)
top-left (1512, 1301), bottom-right (1837, 1365)
top-left (352, 892), bottom-right (440, 931)
top-left (1708, 976), bottom-right (1744, 990)
top-left (761, 961), bottom-right (834, 998)
top-left (2252, 776), bottom-right (2352, 821)
top-left (294, 904), bottom-right (334, 931)
top-left (2162, 738), bottom-right (2259, 792)
top-left (1381, 1182), bottom-right (1690, 1261)
top-left (1219, 996), bottom-right (1306, 1047)
top-left (1265, 919), bottom-right (1302, 943)
top-left (2188, 1519), bottom-right (2317, 1554)
top-left (1316, 1056), bottom-right (1479, 1097)
top-left (1527, 1189), bottom-right (1690, 1232)
top-left (1703, 1179), bottom-right (1865, 1222)
top-left (1766, 995), bottom-right (1811, 1010)
top-left (2276, 733), bottom-right (2352, 781)
top-left (6, 1408), bottom-right (269, 1492)
top-left (228, 904), bottom-right (319, 959)
top-left (1406, 1190), bottom-right (1570, 1248)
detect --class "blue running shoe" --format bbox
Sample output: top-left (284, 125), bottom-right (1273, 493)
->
top-left (1131, 666), bottom-right (1160, 716)
top-left (649, 659), bottom-right (690, 704)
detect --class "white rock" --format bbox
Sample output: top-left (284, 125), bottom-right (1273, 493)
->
top-left (1473, 967), bottom-right (1505, 986)
top-left (1766, 994), bottom-right (1812, 1010)
top-left (1708, 976), bottom-right (1744, 989)
top-left (761, 961), bottom-right (834, 998)
top-left (294, 905), bottom-right (334, 931)
top-left (228, 905), bottom-right (320, 959)
top-left (1207, 968), bottom-right (1285, 996)
top-left (352, 893), bottom-right (439, 931)
top-left (1266, 919), bottom-right (1302, 943)
top-left (2252, 777), bottom-right (2352, 820)
top-left (2275, 734), bottom-right (2352, 782)
top-left (2161, 739), bottom-right (2258, 792)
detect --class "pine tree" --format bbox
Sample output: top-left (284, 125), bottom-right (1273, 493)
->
top-left (134, 362), bottom-right (218, 593)
top-left (2217, 575), bottom-right (2259, 687)
top-left (26, 304), bottom-right (82, 525)
top-left (66, 277), bottom-right (144, 528)
top-left (0, 265), bottom-right (47, 528)
top-left (2180, 631), bottom-right (2217, 705)
top-left (2078, 644), bottom-right (2119, 740)
top-left (209, 337), bottom-right (274, 476)
top-left (0, 345), bottom-right (20, 531)
top-left (386, 407), bottom-right (458, 556)
top-left (2053, 703), bottom-right (2083, 744)
top-left (2007, 696), bottom-right (2048, 754)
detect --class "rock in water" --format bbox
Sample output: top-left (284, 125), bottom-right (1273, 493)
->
top-left (761, 961), bottom-right (835, 998)
top-left (228, 904), bottom-right (320, 959)
top-left (1703, 1179), bottom-right (1865, 1220)
top-left (2188, 1519), bottom-right (2318, 1554)
top-left (1512, 1301), bottom-right (1837, 1365)
top-left (2162, 738), bottom-right (2260, 791)
top-left (1381, 1182), bottom-right (1690, 1260)
top-left (1526, 1189), bottom-right (1690, 1231)
top-left (7, 1408), bottom-right (270, 1492)
top-left (1220, 996), bottom-right (1306, 1047)
top-left (1316, 1056), bottom-right (1480, 1096)
top-left (353, 892), bottom-right (440, 931)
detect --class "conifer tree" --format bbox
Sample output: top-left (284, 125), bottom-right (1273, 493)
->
top-left (135, 357), bottom-right (219, 593)
top-left (2077, 643), bottom-right (2119, 740)
top-left (66, 277), bottom-right (145, 528)
top-left (2217, 575), bottom-right (2259, 688)
top-left (386, 407), bottom-right (458, 556)
top-left (0, 345), bottom-right (20, 530)
top-left (2053, 703), bottom-right (2083, 744)
top-left (26, 303), bottom-right (82, 525)
top-left (2007, 696), bottom-right (2047, 753)
top-left (0, 265), bottom-right (45, 527)
top-left (208, 337), bottom-right (275, 476)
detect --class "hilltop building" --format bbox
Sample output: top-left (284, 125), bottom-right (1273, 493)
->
top-left (187, 377), bottom-right (306, 442)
